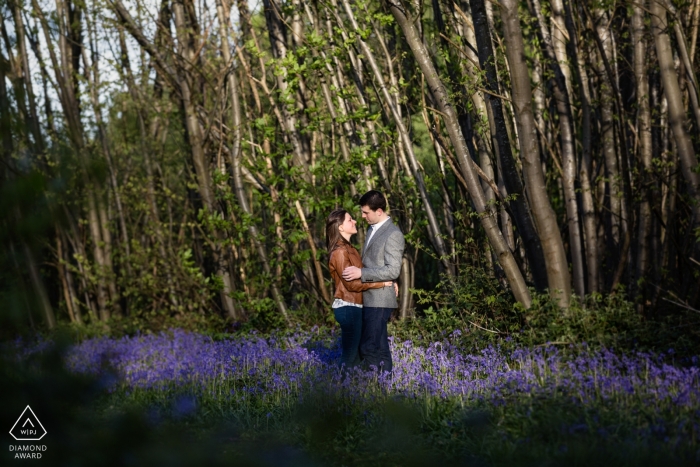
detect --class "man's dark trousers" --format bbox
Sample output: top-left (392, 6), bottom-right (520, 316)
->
top-left (360, 306), bottom-right (393, 373)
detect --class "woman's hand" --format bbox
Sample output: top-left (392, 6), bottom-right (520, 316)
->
top-left (382, 282), bottom-right (399, 297)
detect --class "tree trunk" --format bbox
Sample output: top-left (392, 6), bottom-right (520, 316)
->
top-left (217, 0), bottom-right (290, 323)
top-left (341, 0), bottom-right (454, 277)
top-left (262, 0), bottom-right (310, 174)
top-left (82, 34), bottom-right (124, 317)
top-left (33, 0), bottom-right (116, 320)
top-left (388, 0), bottom-right (531, 307)
top-left (563, 0), bottom-right (599, 293)
top-left (454, 4), bottom-right (498, 218)
top-left (57, 228), bottom-right (81, 324)
top-left (633, 3), bottom-right (654, 309)
top-left (499, 0), bottom-right (572, 307)
top-left (0, 38), bottom-right (12, 160)
top-left (529, 0), bottom-right (585, 298)
top-left (294, 200), bottom-right (331, 304)
top-left (550, 0), bottom-right (572, 99)
top-left (650, 0), bottom-right (700, 235)
top-left (471, 0), bottom-right (549, 292)
top-left (10, 0), bottom-right (43, 154)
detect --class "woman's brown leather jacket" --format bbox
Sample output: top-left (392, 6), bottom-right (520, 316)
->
top-left (329, 241), bottom-right (384, 305)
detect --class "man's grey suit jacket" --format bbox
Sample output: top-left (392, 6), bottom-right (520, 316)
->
top-left (360, 218), bottom-right (405, 308)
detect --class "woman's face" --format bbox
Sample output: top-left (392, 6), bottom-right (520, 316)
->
top-left (339, 213), bottom-right (357, 236)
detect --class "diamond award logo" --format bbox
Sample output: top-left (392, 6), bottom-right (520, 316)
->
top-left (9, 406), bottom-right (47, 441)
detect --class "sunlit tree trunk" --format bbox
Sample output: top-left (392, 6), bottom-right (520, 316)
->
top-left (217, 0), bottom-right (290, 323)
top-left (669, 3), bottom-right (700, 133)
top-left (340, 0), bottom-right (454, 277)
top-left (550, 0), bottom-right (572, 99)
top-left (471, 0), bottom-right (548, 292)
top-left (529, 0), bottom-right (585, 298)
top-left (33, 0), bottom-right (116, 320)
top-left (262, 0), bottom-right (309, 173)
top-left (388, 0), bottom-right (531, 307)
top-left (650, 0), bottom-right (700, 238)
top-left (500, 0), bottom-right (571, 307)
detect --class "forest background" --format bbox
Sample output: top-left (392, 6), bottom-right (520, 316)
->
top-left (2, 0), bottom-right (700, 346)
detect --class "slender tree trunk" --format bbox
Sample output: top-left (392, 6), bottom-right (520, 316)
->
top-left (116, 27), bottom-right (181, 310)
top-left (550, 0), bottom-right (572, 99)
top-left (471, 0), bottom-right (548, 292)
top-left (650, 0), bottom-right (700, 234)
top-left (172, 0), bottom-right (214, 211)
top-left (530, 0), bottom-right (585, 298)
top-left (172, 0), bottom-right (239, 319)
top-left (633, 4), bottom-right (654, 309)
top-left (341, 0), bottom-right (454, 276)
top-left (86, 21), bottom-right (130, 267)
top-left (399, 255), bottom-right (414, 319)
top-left (10, 0), bottom-right (43, 154)
top-left (595, 13), bottom-right (622, 251)
top-left (217, 0), bottom-right (289, 322)
top-left (25, 242), bottom-right (55, 328)
top-left (82, 36), bottom-right (124, 317)
top-left (454, 4), bottom-right (498, 218)
top-left (500, 0), bottom-right (572, 307)
top-left (33, 0), bottom-right (116, 320)
top-left (564, 0), bottom-right (599, 293)
top-left (0, 40), bottom-right (12, 160)
top-left (691, 0), bottom-right (700, 63)
top-left (294, 200), bottom-right (331, 304)
top-left (388, 0), bottom-right (531, 307)
top-left (262, 0), bottom-right (309, 175)
top-left (670, 3), bottom-right (700, 132)
top-left (57, 228), bottom-right (81, 324)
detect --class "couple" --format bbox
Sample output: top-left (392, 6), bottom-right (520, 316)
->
top-left (326, 190), bottom-right (405, 373)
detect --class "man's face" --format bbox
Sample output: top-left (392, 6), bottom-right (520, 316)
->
top-left (360, 206), bottom-right (382, 225)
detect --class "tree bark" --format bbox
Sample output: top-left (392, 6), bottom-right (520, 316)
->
top-left (217, 0), bottom-right (290, 322)
top-left (57, 228), bottom-right (81, 324)
top-left (262, 0), bottom-right (310, 173)
top-left (499, 0), bottom-right (572, 307)
top-left (650, 0), bottom-right (700, 234)
top-left (341, 0), bottom-right (454, 277)
top-left (563, 0), bottom-right (598, 293)
top-left (471, 0), bottom-right (548, 292)
top-left (10, 0), bottom-right (43, 154)
top-left (529, 0), bottom-right (585, 298)
top-left (33, 0), bottom-right (116, 320)
top-left (388, 0), bottom-right (531, 307)
top-left (633, 4), bottom-right (654, 308)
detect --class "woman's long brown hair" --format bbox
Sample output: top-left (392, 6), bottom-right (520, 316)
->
top-left (326, 209), bottom-right (351, 253)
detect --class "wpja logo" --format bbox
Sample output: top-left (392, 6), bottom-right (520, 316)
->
top-left (8, 406), bottom-right (47, 459)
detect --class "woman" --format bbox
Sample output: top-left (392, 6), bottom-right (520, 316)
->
top-left (326, 208), bottom-right (394, 368)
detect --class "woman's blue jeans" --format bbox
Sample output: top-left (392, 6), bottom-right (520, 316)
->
top-left (333, 305), bottom-right (363, 368)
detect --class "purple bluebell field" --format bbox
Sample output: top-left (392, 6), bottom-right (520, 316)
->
top-left (5, 328), bottom-right (697, 465)
top-left (62, 329), bottom-right (700, 428)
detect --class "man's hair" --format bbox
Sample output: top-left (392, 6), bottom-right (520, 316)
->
top-left (359, 190), bottom-right (386, 212)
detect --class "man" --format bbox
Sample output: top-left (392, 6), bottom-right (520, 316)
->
top-left (342, 190), bottom-right (405, 373)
